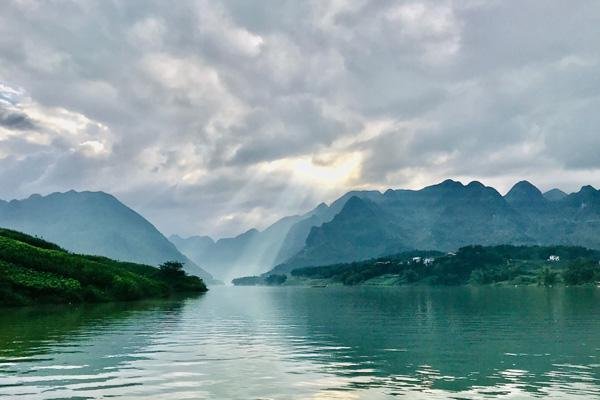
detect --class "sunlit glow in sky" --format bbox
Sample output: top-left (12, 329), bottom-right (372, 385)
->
top-left (1, 0), bottom-right (600, 238)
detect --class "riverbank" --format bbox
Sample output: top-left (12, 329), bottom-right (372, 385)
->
top-left (0, 228), bottom-right (207, 306)
top-left (233, 245), bottom-right (600, 288)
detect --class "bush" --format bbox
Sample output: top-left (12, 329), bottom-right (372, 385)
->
top-left (537, 267), bottom-right (558, 286)
top-left (159, 261), bottom-right (186, 278)
top-left (563, 259), bottom-right (600, 285)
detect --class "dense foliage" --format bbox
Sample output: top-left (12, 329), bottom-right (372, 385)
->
top-left (0, 228), bottom-right (207, 306)
top-left (291, 251), bottom-right (443, 285)
top-left (290, 245), bottom-right (600, 286)
top-left (231, 274), bottom-right (287, 286)
top-left (562, 259), bottom-right (600, 285)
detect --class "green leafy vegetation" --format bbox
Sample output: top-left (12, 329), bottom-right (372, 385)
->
top-left (231, 274), bottom-right (287, 286)
top-left (290, 251), bottom-right (442, 285)
top-left (288, 245), bottom-right (600, 287)
top-left (562, 259), bottom-right (600, 285)
top-left (0, 228), bottom-right (207, 306)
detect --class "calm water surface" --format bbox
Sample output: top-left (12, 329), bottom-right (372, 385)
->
top-left (2, 286), bottom-right (600, 399)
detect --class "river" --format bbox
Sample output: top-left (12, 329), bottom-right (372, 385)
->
top-left (2, 286), bottom-right (600, 399)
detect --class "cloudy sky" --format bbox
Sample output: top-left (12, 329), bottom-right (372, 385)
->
top-left (1, 0), bottom-right (600, 238)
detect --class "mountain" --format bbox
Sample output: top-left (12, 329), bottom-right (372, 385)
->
top-left (270, 180), bottom-right (534, 274)
top-left (169, 235), bottom-right (215, 265)
top-left (170, 208), bottom-right (326, 282)
top-left (171, 190), bottom-right (385, 282)
top-left (505, 180), bottom-right (548, 208)
top-left (168, 179), bottom-right (599, 281)
top-left (0, 191), bottom-right (216, 283)
top-left (268, 181), bottom-right (600, 275)
top-left (544, 188), bottom-right (568, 202)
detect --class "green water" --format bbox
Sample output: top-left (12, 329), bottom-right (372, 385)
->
top-left (1, 286), bottom-right (600, 399)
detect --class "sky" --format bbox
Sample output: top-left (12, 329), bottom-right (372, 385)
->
top-left (1, 0), bottom-right (600, 239)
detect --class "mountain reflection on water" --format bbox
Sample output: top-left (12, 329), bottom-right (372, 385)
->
top-left (1, 286), bottom-right (600, 399)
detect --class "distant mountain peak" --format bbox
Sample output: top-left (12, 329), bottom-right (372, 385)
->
top-left (343, 195), bottom-right (366, 209)
top-left (508, 180), bottom-right (541, 194)
top-left (440, 179), bottom-right (463, 187)
top-left (466, 181), bottom-right (486, 190)
top-left (543, 188), bottom-right (567, 202)
top-left (421, 179), bottom-right (463, 194)
top-left (337, 196), bottom-right (378, 218)
top-left (514, 180), bottom-right (537, 189)
top-left (505, 181), bottom-right (546, 206)
top-left (170, 234), bottom-right (214, 244)
top-left (580, 185), bottom-right (597, 193)
top-left (315, 202), bottom-right (328, 210)
top-left (571, 185), bottom-right (600, 202)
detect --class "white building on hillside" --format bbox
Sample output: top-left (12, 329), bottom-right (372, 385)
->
top-left (548, 255), bottom-right (560, 262)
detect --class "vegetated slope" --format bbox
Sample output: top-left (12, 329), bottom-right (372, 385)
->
top-left (0, 190), bottom-right (215, 283)
top-left (0, 228), bottom-right (207, 306)
top-left (290, 245), bottom-right (600, 286)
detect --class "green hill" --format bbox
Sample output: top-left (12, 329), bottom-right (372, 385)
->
top-left (0, 228), bottom-right (207, 306)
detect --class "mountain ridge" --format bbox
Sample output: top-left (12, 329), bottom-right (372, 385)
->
top-left (263, 181), bottom-right (600, 276)
top-left (0, 190), bottom-right (216, 283)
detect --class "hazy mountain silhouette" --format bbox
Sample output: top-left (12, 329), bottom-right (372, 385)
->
top-left (0, 191), bottom-right (216, 283)
top-left (171, 190), bottom-right (385, 281)
top-left (543, 188), bottom-right (568, 202)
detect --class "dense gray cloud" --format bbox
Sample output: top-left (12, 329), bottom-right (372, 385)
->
top-left (1, 0), bottom-right (600, 238)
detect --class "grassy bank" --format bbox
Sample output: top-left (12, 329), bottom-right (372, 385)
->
top-left (0, 228), bottom-right (207, 306)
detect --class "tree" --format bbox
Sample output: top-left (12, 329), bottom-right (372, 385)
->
top-left (469, 268), bottom-right (488, 284)
top-left (159, 261), bottom-right (186, 278)
top-left (537, 267), bottom-right (557, 287)
top-left (404, 269), bottom-right (419, 283)
top-left (563, 259), bottom-right (600, 285)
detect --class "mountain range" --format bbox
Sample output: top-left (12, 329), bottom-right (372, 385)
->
top-left (271, 180), bottom-right (600, 274)
top-left (169, 190), bottom-right (382, 281)
top-left (0, 190), bottom-right (216, 283)
top-left (2, 180), bottom-right (599, 284)
top-left (172, 180), bottom-right (600, 280)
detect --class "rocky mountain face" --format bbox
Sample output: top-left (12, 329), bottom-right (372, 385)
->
top-left (268, 181), bottom-right (600, 274)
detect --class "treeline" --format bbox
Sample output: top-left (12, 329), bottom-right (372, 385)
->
top-left (291, 250), bottom-right (443, 285)
top-left (0, 228), bottom-right (207, 306)
top-left (232, 274), bottom-right (287, 286)
top-left (290, 245), bottom-right (600, 286)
